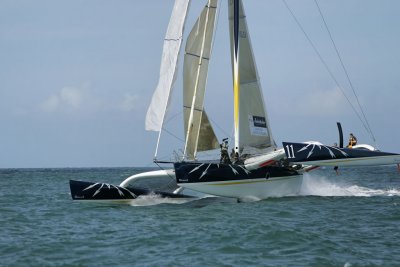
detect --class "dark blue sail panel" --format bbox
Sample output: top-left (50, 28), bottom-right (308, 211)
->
top-left (233, 0), bottom-right (239, 61)
top-left (282, 142), bottom-right (399, 164)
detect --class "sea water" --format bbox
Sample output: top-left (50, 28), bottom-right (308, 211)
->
top-left (1, 166), bottom-right (399, 266)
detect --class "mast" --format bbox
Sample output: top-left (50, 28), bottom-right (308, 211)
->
top-left (232, 0), bottom-right (240, 155)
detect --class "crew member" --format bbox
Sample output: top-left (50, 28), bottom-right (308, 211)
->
top-left (230, 148), bottom-right (235, 161)
top-left (332, 142), bottom-right (339, 175)
top-left (220, 138), bottom-right (231, 164)
top-left (347, 133), bottom-right (357, 148)
top-left (230, 147), bottom-right (239, 164)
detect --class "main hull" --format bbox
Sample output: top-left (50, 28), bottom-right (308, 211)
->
top-left (174, 162), bottom-right (302, 200)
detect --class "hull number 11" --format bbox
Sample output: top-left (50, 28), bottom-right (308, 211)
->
top-left (286, 145), bottom-right (295, 159)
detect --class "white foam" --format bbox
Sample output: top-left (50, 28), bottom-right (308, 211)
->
top-left (299, 173), bottom-right (400, 197)
top-left (128, 193), bottom-right (195, 206)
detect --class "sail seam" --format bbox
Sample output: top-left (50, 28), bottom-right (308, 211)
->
top-left (183, 105), bottom-right (203, 112)
top-left (185, 52), bottom-right (210, 60)
top-left (240, 79), bottom-right (258, 85)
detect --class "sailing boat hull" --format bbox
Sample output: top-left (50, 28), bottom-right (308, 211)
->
top-left (174, 162), bottom-right (302, 200)
top-left (283, 142), bottom-right (400, 167)
top-left (69, 180), bottom-right (194, 201)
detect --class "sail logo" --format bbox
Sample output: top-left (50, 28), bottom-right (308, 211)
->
top-left (249, 115), bottom-right (268, 136)
top-left (252, 116), bottom-right (266, 127)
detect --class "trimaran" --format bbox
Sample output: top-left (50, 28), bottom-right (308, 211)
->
top-left (69, 0), bottom-right (400, 202)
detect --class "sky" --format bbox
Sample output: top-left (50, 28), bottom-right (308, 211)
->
top-left (1, 0), bottom-right (399, 168)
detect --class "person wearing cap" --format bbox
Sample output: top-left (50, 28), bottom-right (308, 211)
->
top-left (220, 138), bottom-right (231, 164)
top-left (347, 133), bottom-right (357, 148)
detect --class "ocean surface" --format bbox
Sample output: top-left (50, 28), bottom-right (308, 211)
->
top-left (1, 166), bottom-right (399, 267)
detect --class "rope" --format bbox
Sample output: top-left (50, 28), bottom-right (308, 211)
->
top-left (281, 0), bottom-right (374, 141)
top-left (154, 161), bottom-right (179, 192)
top-left (314, 0), bottom-right (377, 144)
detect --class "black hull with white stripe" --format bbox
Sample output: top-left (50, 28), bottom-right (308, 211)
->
top-left (69, 180), bottom-right (194, 201)
top-left (174, 162), bottom-right (303, 199)
top-left (283, 142), bottom-right (400, 167)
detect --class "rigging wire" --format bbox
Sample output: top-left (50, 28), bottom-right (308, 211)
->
top-left (155, 110), bottom-right (185, 147)
top-left (281, 0), bottom-right (373, 141)
top-left (211, 0), bottom-right (221, 54)
top-left (209, 116), bottom-right (234, 140)
top-left (164, 110), bottom-right (183, 125)
top-left (162, 127), bottom-right (185, 143)
top-left (150, 112), bottom-right (186, 162)
top-left (154, 161), bottom-right (179, 192)
top-left (314, 0), bottom-right (376, 144)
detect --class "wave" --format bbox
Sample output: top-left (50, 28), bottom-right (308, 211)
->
top-left (128, 193), bottom-right (196, 206)
top-left (299, 173), bottom-right (400, 197)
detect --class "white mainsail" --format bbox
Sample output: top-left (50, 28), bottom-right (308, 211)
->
top-left (228, 0), bottom-right (275, 155)
top-left (183, 0), bottom-right (219, 160)
top-left (145, 0), bottom-right (190, 132)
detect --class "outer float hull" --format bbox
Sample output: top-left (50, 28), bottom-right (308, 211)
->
top-left (283, 142), bottom-right (400, 167)
top-left (69, 180), bottom-right (193, 201)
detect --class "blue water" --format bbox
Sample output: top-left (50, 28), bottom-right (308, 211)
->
top-left (1, 166), bottom-right (399, 266)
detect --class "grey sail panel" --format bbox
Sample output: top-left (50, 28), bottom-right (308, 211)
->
top-left (183, 0), bottom-right (219, 159)
top-left (228, 0), bottom-right (275, 155)
top-left (197, 110), bottom-right (219, 152)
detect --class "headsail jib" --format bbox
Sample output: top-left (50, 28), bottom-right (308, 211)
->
top-left (183, 0), bottom-right (219, 160)
top-left (145, 0), bottom-right (191, 159)
top-left (145, 0), bottom-right (190, 133)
